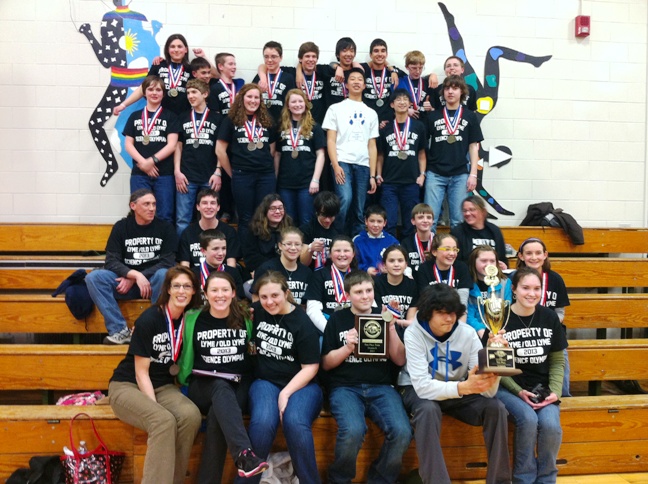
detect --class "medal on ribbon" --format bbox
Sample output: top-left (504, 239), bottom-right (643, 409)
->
top-left (434, 264), bottom-right (456, 287)
top-left (244, 117), bottom-right (261, 151)
top-left (393, 118), bottom-right (410, 160)
top-left (191, 108), bottom-right (209, 149)
top-left (443, 106), bottom-right (463, 144)
top-left (303, 72), bottom-right (316, 101)
top-left (266, 69), bottom-right (283, 102)
top-left (167, 63), bottom-right (184, 97)
top-left (385, 300), bottom-right (403, 319)
top-left (219, 80), bottom-right (236, 103)
top-left (407, 76), bottom-right (423, 111)
top-left (288, 125), bottom-right (301, 159)
top-left (164, 305), bottom-right (185, 376)
top-left (141, 106), bottom-right (163, 145)
top-left (370, 67), bottom-right (387, 107)
top-left (414, 233), bottom-right (428, 264)
top-left (540, 271), bottom-right (548, 306)
top-left (330, 265), bottom-right (348, 305)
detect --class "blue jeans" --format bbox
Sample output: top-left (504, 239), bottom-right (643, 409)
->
top-left (424, 171), bottom-right (469, 231)
top-left (130, 174), bottom-right (175, 224)
top-left (333, 162), bottom-right (369, 236)
top-left (562, 348), bottom-right (571, 397)
top-left (497, 388), bottom-right (562, 484)
top-left (380, 183), bottom-right (420, 237)
top-left (231, 169), bottom-right (276, 241)
top-left (278, 188), bottom-right (314, 227)
top-left (245, 379), bottom-right (322, 484)
top-left (328, 384), bottom-right (412, 483)
top-left (85, 268), bottom-right (166, 335)
top-left (176, 182), bottom-right (210, 238)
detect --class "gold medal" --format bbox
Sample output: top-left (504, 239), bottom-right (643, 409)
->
top-left (169, 364), bottom-right (179, 376)
top-left (168, 88), bottom-right (178, 97)
top-left (256, 141), bottom-right (264, 149)
top-left (142, 135), bottom-right (150, 145)
top-left (247, 142), bottom-right (256, 151)
top-left (447, 135), bottom-right (456, 144)
top-left (291, 150), bottom-right (299, 159)
top-left (397, 150), bottom-right (408, 160)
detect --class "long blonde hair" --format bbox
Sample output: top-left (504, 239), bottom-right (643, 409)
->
top-left (278, 89), bottom-right (314, 138)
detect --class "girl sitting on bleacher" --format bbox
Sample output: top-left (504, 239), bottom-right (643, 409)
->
top-left (516, 237), bottom-right (571, 396)
top-left (108, 266), bottom-right (202, 484)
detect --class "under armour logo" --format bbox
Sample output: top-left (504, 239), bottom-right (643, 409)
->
top-left (430, 349), bottom-right (463, 372)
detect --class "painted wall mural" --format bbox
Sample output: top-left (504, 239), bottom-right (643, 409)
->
top-left (438, 3), bottom-right (552, 217)
top-left (79, 0), bottom-right (162, 186)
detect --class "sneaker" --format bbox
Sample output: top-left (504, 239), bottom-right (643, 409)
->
top-left (103, 327), bottom-right (131, 345)
top-left (236, 448), bottom-right (269, 478)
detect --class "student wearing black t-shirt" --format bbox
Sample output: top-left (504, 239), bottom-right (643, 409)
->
top-left (361, 38), bottom-right (399, 128)
top-left (178, 272), bottom-right (268, 481)
top-left (425, 75), bottom-right (483, 231)
top-left (252, 227), bottom-right (312, 305)
top-left (399, 50), bottom-right (435, 124)
top-left (275, 89), bottom-right (326, 226)
top-left (451, 195), bottom-right (508, 270)
top-left (115, 34), bottom-right (195, 117)
top-left (376, 88), bottom-right (427, 237)
top-left (241, 194), bottom-right (293, 275)
top-left (247, 272), bottom-right (322, 484)
top-left (415, 233), bottom-right (472, 308)
top-left (400, 203), bottom-right (434, 274)
top-left (178, 189), bottom-right (240, 268)
top-left (174, 79), bottom-right (223, 236)
top-left (122, 75), bottom-right (180, 223)
top-left (497, 268), bottom-right (568, 484)
top-left (191, 229), bottom-right (244, 300)
top-left (86, 190), bottom-right (178, 345)
top-left (429, 56), bottom-right (478, 112)
top-left (322, 270), bottom-right (411, 483)
top-left (252, 41), bottom-right (296, 123)
top-left (326, 37), bottom-right (359, 109)
top-left (299, 191), bottom-right (341, 270)
top-left (216, 84), bottom-right (278, 242)
top-left (373, 245), bottom-right (419, 341)
top-left (108, 266), bottom-right (202, 484)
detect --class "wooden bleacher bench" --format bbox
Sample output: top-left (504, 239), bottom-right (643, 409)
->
top-left (1, 223), bottom-right (648, 481)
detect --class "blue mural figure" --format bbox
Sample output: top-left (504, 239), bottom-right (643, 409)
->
top-left (79, 0), bottom-right (162, 186)
top-left (439, 2), bottom-right (552, 216)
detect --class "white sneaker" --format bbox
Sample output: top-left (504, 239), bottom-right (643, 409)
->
top-left (104, 327), bottom-right (131, 345)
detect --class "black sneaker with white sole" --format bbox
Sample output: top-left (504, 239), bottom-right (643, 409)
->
top-left (236, 448), bottom-right (269, 478)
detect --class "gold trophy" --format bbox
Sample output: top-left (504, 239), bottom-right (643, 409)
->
top-left (476, 265), bottom-right (521, 376)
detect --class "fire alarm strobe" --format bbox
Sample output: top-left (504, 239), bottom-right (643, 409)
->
top-left (575, 15), bottom-right (590, 38)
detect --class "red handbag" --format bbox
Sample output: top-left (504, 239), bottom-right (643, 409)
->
top-left (60, 412), bottom-right (126, 484)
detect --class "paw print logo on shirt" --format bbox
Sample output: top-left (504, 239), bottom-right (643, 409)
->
top-left (349, 112), bottom-right (365, 125)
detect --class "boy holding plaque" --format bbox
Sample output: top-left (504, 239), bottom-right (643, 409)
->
top-left (398, 283), bottom-right (511, 484)
top-left (322, 270), bottom-right (412, 484)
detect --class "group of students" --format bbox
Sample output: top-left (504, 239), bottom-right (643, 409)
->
top-left (112, 33), bottom-right (486, 245)
top-left (99, 182), bottom-right (571, 483)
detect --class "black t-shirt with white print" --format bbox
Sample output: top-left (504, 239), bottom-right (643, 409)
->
top-left (192, 310), bottom-right (251, 375)
top-left (148, 61), bottom-right (193, 115)
top-left (426, 107), bottom-right (483, 176)
top-left (373, 274), bottom-right (418, 341)
top-left (110, 306), bottom-right (178, 388)
top-left (123, 108), bottom-right (180, 176)
top-left (322, 307), bottom-right (397, 388)
top-left (217, 116), bottom-right (277, 173)
top-left (277, 66), bottom-right (328, 124)
top-left (302, 265), bottom-right (347, 315)
top-left (252, 302), bottom-right (320, 388)
top-left (429, 84), bottom-right (478, 112)
top-left (400, 233), bottom-right (431, 272)
top-left (299, 220), bottom-right (339, 270)
top-left (415, 259), bottom-right (473, 292)
top-left (177, 109), bottom-right (222, 183)
top-left (378, 118), bottom-right (427, 185)
top-left (208, 78), bottom-right (246, 116)
top-left (277, 123), bottom-right (326, 190)
top-left (177, 221), bottom-right (240, 267)
top-left (503, 305), bottom-right (568, 391)
top-left (541, 270), bottom-right (570, 310)
top-left (252, 70), bottom-right (297, 123)
top-left (361, 62), bottom-right (397, 122)
top-left (252, 257), bottom-right (312, 305)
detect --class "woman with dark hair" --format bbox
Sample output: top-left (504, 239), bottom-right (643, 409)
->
top-left (115, 34), bottom-right (194, 116)
top-left (108, 266), bottom-right (202, 484)
top-left (240, 193), bottom-right (293, 275)
top-left (247, 271), bottom-right (322, 484)
top-left (178, 271), bottom-right (268, 482)
top-left (275, 88), bottom-right (326, 226)
top-left (451, 195), bottom-right (508, 270)
top-left (216, 83), bottom-right (277, 241)
top-left (497, 267), bottom-right (567, 484)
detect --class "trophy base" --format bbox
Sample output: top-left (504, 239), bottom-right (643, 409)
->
top-left (477, 347), bottom-right (522, 376)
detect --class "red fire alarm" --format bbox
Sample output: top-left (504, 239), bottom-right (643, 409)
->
top-left (575, 15), bottom-right (590, 37)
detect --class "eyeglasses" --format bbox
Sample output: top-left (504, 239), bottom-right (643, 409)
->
top-left (282, 242), bottom-right (302, 248)
top-left (171, 284), bottom-right (193, 291)
top-left (268, 206), bottom-right (285, 213)
top-left (436, 247), bottom-right (460, 253)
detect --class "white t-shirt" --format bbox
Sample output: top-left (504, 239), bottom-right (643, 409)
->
top-left (322, 98), bottom-right (379, 166)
